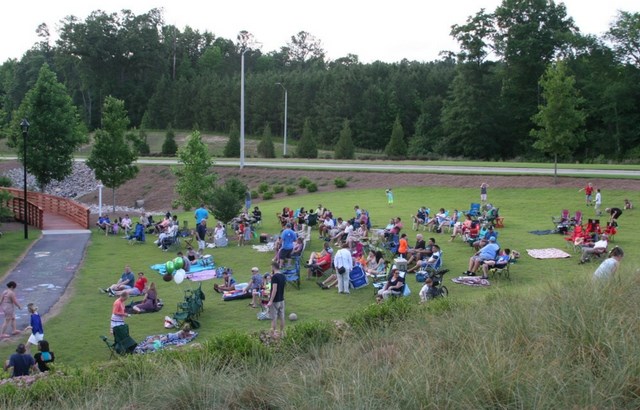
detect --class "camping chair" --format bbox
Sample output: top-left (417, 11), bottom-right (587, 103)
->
top-left (604, 222), bottom-right (617, 242)
top-left (283, 256), bottom-right (301, 289)
top-left (571, 210), bottom-right (583, 227)
top-left (128, 223), bottom-right (146, 245)
top-left (161, 230), bottom-right (180, 251)
top-left (552, 209), bottom-right (570, 225)
top-left (349, 265), bottom-right (368, 290)
top-left (466, 203), bottom-right (481, 219)
top-left (100, 324), bottom-right (137, 359)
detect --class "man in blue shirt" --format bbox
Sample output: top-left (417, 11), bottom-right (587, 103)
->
top-left (279, 223), bottom-right (297, 268)
top-left (102, 265), bottom-right (136, 295)
top-left (194, 204), bottom-right (209, 226)
top-left (465, 237), bottom-right (500, 276)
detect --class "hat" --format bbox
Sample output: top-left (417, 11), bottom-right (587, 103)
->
top-left (489, 237), bottom-right (496, 242)
top-left (251, 267), bottom-right (259, 272)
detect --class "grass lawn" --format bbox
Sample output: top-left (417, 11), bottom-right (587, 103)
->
top-left (0, 184), bottom-right (637, 368)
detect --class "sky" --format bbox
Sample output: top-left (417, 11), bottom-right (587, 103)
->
top-left (1, 0), bottom-right (638, 64)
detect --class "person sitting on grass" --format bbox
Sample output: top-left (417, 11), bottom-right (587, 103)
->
top-left (109, 271), bottom-right (147, 297)
top-left (464, 237), bottom-right (499, 276)
top-left (419, 277), bottom-right (438, 303)
top-left (317, 272), bottom-right (338, 289)
top-left (213, 270), bottom-right (237, 293)
top-left (34, 340), bottom-right (54, 372)
top-left (246, 267), bottom-right (264, 308)
top-left (100, 266), bottom-right (135, 295)
top-left (481, 248), bottom-right (511, 279)
top-left (132, 282), bottom-right (159, 313)
top-left (4, 343), bottom-right (35, 377)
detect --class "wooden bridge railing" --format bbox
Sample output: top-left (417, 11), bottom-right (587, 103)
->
top-left (1, 187), bottom-right (90, 229)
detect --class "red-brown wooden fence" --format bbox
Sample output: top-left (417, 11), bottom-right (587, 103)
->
top-left (1, 187), bottom-right (90, 229)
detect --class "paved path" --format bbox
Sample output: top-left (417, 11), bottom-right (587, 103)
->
top-left (1, 213), bottom-right (90, 334)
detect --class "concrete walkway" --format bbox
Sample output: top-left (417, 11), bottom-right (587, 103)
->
top-left (1, 213), bottom-right (90, 336)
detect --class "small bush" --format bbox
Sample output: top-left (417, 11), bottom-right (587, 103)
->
top-left (257, 183), bottom-right (269, 193)
top-left (250, 190), bottom-right (259, 199)
top-left (272, 184), bottom-right (284, 194)
top-left (285, 186), bottom-right (297, 196)
top-left (262, 191), bottom-right (274, 200)
top-left (298, 177), bottom-right (312, 189)
top-left (334, 178), bottom-right (347, 188)
top-left (205, 331), bottom-right (272, 366)
top-left (0, 176), bottom-right (13, 187)
top-left (346, 298), bottom-right (414, 331)
top-left (306, 183), bottom-right (318, 193)
top-left (281, 320), bottom-right (337, 352)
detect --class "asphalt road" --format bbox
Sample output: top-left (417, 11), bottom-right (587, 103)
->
top-left (1, 156), bottom-right (638, 177)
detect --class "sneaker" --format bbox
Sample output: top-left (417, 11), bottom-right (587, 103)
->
top-left (98, 287), bottom-right (107, 294)
top-left (108, 288), bottom-right (115, 296)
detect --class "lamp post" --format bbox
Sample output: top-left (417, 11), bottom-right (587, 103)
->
top-left (240, 48), bottom-right (249, 169)
top-left (20, 118), bottom-right (29, 239)
top-left (275, 83), bottom-right (288, 156)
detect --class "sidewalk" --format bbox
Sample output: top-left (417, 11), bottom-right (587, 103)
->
top-left (1, 229), bottom-right (91, 334)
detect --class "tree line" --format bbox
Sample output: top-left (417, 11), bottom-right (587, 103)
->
top-left (1, 2), bottom-right (639, 163)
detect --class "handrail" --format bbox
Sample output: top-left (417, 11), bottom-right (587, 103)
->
top-left (0, 187), bottom-right (90, 229)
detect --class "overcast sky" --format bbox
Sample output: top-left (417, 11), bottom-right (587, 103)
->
top-left (1, 1), bottom-right (637, 64)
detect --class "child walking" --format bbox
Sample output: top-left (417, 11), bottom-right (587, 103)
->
top-left (386, 189), bottom-right (394, 207)
top-left (25, 303), bottom-right (44, 351)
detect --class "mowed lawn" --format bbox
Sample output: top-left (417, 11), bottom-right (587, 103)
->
top-left (0, 184), bottom-right (637, 368)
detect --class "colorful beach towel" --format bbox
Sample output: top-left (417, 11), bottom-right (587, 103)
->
top-left (451, 276), bottom-right (491, 287)
top-left (185, 270), bottom-right (219, 281)
top-left (526, 248), bottom-right (571, 259)
top-left (134, 332), bottom-right (198, 354)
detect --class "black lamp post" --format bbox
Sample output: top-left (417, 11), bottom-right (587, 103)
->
top-left (20, 118), bottom-right (29, 239)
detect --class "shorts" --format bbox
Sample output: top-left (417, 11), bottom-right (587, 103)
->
top-left (28, 332), bottom-right (44, 345)
top-left (269, 301), bottom-right (285, 320)
top-left (129, 288), bottom-right (142, 296)
top-left (279, 248), bottom-right (293, 260)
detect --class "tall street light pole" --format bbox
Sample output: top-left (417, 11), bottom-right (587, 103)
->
top-left (275, 83), bottom-right (288, 156)
top-left (240, 48), bottom-right (248, 169)
top-left (20, 118), bottom-right (29, 239)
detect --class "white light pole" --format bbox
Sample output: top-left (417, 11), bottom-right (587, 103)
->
top-left (240, 48), bottom-right (249, 169)
top-left (98, 184), bottom-right (104, 217)
top-left (275, 82), bottom-right (288, 156)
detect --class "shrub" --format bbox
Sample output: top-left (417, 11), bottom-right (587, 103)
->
top-left (345, 298), bottom-right (414, 331)
top-left (0, 176), bottom-right (12, 187)
top-left (281, 320), bottom-right (338, 352)
top-left (205, 331), bottom-right (272, 366)
top-left (262, 191), bottom-right (274, 200)
top-left (250, 190), bottom-right (259, 199)
top-left (161, 127), bottom-right (178, 156)
top-left (272, 184), bottom-right (284, 194)
top-left (334, 178), bottom-right (347, 188)
top-left (257, 182), bottom-right (269, 193)
top-left (306, 182), bottom-right (318, 193)
top-left (285, 186), bottom-right (297, 196)
top-left (298, 177), bottom-right (312, 188)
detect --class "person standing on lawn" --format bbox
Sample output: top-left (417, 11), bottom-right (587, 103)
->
top-left (579, 182), bottom-right (594, 206)
top-left (267, 262), bottom-right (286, 338)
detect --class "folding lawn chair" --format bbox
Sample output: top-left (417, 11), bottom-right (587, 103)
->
top-left (283, 256), bottom-right (301, 289)
top-left (466, 203), bottom-right (481, 218)
top-left (100, 324), bottom-right (137, 359)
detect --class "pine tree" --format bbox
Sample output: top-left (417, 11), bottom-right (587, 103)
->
top-left (334, 119), bottom-right (355, 159)
top-left (161, 126), bottom-right (178, 156)
top-left (296, 118), bottom-right (318, 159)
top-left (224, 122), bottom-right (240, 158)
top-left (384, 116), bottom-right (408, 158)
top-left (257, 123), bottom-right (276, 158)
top-left (86, 96), bottom-right (139, 212)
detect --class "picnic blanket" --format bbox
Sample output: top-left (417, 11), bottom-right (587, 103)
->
top-left (150, 262), bottom-right (214, 275)
top-left (186, 270), bottom-right (218, 282)
top-left (252, 243), bottom-right (276, 253)
top-left (526, 248), bottom-right (571, 259)
top-left (528, 229), bottom-right (557, 235)
top-left (134, 332), bottom-right (198, 354)
top-left (451, 276), bottom-right (491, 287)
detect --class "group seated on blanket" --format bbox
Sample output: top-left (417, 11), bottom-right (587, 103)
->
top-left (109, 272), bottom-right (149, 297)
top-left (100, 266), bottom-right (137, 296)
top-left (213, 270), bottom-right (236, 293)
top-left (134, 325), bottom-right (197, 353)
top-left (127, 282), bottom-right (160, 313)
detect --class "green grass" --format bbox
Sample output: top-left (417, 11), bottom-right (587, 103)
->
top-left (0, 184), bottom-right (637, 372)
top-left (0, 228), bottom-right (38, 275)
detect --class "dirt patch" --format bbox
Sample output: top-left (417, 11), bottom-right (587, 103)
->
top-left (1, 160), bottom-right (638, 221)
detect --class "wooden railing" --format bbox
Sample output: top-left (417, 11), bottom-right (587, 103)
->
top-left (0, 187), bottom-right (90, 229)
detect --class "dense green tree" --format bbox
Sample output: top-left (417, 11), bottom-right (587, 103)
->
top-left (174, 130), bottom-right (216, 210)
top-left (161, 126), bottom-right (178, 156)
top-left (209, 177), bottom-right (247, 223)
top-left (606, 11), bottom-right (640, 66)
top-left (8, 64), bottom-right (86, 191)
top-left (384, 116), bottom-right (407, 158)
top-left (224, 122), bottom-right (240, 158)
top-left (334, 119), bottom-right (355, 159)
top-left (86, 96), bottom-right (138, 211)
top-left (257, 123), bottom-right (275, 158)
top-left (132, 128), bottom-right (150, 155)
top-left (531, 60), bottom-right (585, 182)
top-left (296, 118), bottom-right (318, 158)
